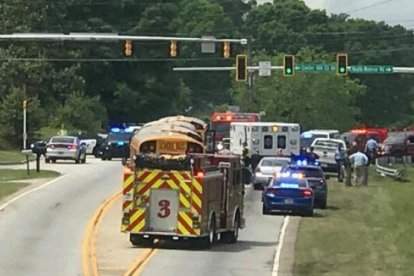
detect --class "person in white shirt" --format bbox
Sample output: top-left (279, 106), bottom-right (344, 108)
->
top-left (349, 149), bottom-right (369, 186)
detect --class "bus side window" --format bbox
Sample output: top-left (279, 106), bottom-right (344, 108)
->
top-left (277, 135), bottom-right (286, 149)
top-left (264, 135), bottom-right (273, 149)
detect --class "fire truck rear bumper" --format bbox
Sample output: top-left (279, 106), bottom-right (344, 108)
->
top-left (132, 231), bottom-right (201, 239)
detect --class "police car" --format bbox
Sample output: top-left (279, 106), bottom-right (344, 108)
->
top-left (281, 159), bottom-right (328, 209)
top-left (99, 128), bottom-right (134, 161)
top-left (262, 171), bottom-right (314, 216)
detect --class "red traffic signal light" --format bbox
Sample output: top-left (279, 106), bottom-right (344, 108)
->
top-left (236, 55), bottom-right (247, 82)
top-left (336, 53), bottom-right (348, 76)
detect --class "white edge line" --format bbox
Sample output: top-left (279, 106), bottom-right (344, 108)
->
top-left (0, 175), bottom-right (66, 211)
top-left (272, 215), bottom-right (290, 276)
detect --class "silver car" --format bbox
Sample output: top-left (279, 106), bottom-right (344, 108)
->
top-left (45, 136), bottom-right (87, 164)
top-left (252, 157), bottom-right (291, 190)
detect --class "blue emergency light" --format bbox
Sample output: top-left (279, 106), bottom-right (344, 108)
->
top-left (110, 127), bottom-right (121, 133)
top-left (301, 132), bottom-right (313, 139)
top-left (117, 141), bottom-right (125, 146)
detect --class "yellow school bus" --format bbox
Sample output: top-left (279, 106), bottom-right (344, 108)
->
top-left (129, 124), bottom-right (205, 160)
top-left (157, 116), bottom-right (208, 142)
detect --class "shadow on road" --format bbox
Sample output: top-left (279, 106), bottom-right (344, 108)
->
top-left (133, 238), bottom-right (275, 253)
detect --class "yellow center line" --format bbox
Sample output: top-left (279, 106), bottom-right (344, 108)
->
top-left (82, 190), bottom-right (123, 276)
top-left (124, 248), bottom-right (159, 276)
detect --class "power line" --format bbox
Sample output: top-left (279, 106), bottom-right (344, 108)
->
top-left (344, 0), bottom-right (400, 13)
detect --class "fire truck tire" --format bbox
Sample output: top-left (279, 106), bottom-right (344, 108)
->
top-left (142, 238), bottom-right (154, 247)
top-left (201, 217), bottom-right (217, 248)
top-left (130, 234), bottom-right (143, 246)
top-left (221, 214), bottom-right (240, 243)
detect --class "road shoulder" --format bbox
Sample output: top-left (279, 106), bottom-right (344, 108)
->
top-left (278, 216), bottom-right (300, 276)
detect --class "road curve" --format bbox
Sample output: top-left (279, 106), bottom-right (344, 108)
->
top-left (96, 184), bottom-right (285, 276)
top-left (0, 158), bottom-right (123, 276)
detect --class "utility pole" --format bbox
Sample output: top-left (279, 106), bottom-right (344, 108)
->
top-left (23, 100), bottom-right (30, 175)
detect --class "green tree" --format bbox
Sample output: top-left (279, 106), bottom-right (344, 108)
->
top-left (55, 92), bottom-right (107, 132)
top-left (0, 86), bottom-right (45, 146)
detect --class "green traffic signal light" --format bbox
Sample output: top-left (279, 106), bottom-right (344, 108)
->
top-left (336, 53), bottom-right (348, 76)
top-left (283, 55), bottom-right (295, 77)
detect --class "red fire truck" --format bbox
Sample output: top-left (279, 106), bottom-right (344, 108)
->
top-left (211, 111), bottom-right (261, 142)
top-left (340, 127), bottom-right (388, 150)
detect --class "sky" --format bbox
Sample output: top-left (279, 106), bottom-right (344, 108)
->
top-left (257, 0), bottom-right (414, 28)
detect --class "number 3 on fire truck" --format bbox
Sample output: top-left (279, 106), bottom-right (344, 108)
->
top-left (157, 199), bottom-right (171, 218)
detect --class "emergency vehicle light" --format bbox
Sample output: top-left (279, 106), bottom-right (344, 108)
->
top-left (111, 127), bottom-right (121, 133)
top-left (272, 126), bottom-right (279, 132)
top-left (351, 129), bottom-right (366, 134)
top-left (302, 133), bottom-right (313, 139)
top-left (117, 141), bottom-right (125, 146)
top-left (296, 160), bottom-right (307, 166)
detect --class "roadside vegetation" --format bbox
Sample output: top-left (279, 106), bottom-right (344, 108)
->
top-left (294, 168), bottom-right (414, 275)
top-left (1, 0), bottom-right (414, 149)
top-left (0, 150), bottom-right (35, 165)
top-left (0, 169), bottom-right (60, 200)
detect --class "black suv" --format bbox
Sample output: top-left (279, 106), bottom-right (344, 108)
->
top-left (99, 132), bottom-right (133, 161)
top-left (281, 163), bottom-right (328, 209)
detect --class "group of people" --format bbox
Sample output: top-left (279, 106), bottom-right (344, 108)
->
top-left (335, 136), bottom-right (378, 187)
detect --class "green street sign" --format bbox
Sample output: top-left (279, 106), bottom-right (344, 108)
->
top-left (294, 63), bottom-right (335, 73)
top-left (350, 65), bottom-right (393, 74)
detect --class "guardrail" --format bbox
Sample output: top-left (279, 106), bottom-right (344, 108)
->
top-left (375, 156), bottom-right (406, 180)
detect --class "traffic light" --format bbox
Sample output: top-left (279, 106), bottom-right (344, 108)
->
top-left (170, 40), bottom-right (177, 57)
top-left (336, 53), bottom-right (348, 76)
top-left (283, 55), bottom-right (295, 76)
top-left (236, 54), bottom-right (248, 82)
top-left (124, 40), bottom-right (132, 57)
top-left (223, 41), bottom-right (230, 58)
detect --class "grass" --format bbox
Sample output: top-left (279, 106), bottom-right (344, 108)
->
top-left (0, 169), bottom-right (60, 182)
top-left (0, 169), bottom-right (60, 200)
top-left (294, 168), bottom-right (414, 275)
top-left (0, 150), bottom-right (34, 164)
top-left (0, 182), bottom-right (30, 200)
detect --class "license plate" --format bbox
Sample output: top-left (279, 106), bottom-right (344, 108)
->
top-left (321, 163), bottom-right (328, 168)
top-left (58, 151), bottom-right (64, 155)
top-left (158, 141), bottom-right (186, 153)
top-left (284, 198), bottom-right (294, 204)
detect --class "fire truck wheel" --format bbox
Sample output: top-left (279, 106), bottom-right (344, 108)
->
top-left (130, 234), bottom-right (143, 246)
top-left (228, 215), bottom-right (240, 243)
top-left (202, 218), bottom-right (217, 249)
top-left (142, 238), bottom-right (154, 247)
top-left (221, 214), bottom-right (240, 243)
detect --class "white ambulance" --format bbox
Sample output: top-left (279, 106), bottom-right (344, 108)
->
top-left (230, 122), bottom-right (301, 156)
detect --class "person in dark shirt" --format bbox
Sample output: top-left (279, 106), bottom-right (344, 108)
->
top-left (306, 146), bottom-right (319, 162)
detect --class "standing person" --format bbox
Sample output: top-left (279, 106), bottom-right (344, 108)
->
top-left (349, 149), bottom-right (369, 186)
top-left (344, 148), bottom-right (353, 187)
top-left (365, 136), bottom-right (378, 165)
top-left (334, 144), bottom-right (346, 182)
top-left (306, 146), bottom-right (319, 162)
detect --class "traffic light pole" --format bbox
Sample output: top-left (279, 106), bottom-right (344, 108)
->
top-left (0, 33), bottom-right (248, 44)
top-left (173, 66), bottom-right (414, 74)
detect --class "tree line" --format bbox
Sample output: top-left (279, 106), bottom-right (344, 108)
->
top-left (0, 0), bottom-right (413, 147)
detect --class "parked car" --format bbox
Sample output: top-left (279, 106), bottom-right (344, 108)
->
top-left (281, 162), bottom-right (328, 209)
top-left (45, 136), bottom-right (87, 164)
top-left (380, 132), bottom-right (414, 157)
top-left (311, 138), bottom-right (347, 172)
top-left (99, 132), bottom-right (134, 161)
top-left (252, 157), bottom-right (291, 190)
top-left (262, 174), bottom-right (314, 216)
top-left (300, 129), bottom-right (340, 148)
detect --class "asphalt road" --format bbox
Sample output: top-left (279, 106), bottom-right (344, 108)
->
top-left (140, 185), bottom-right (285, 276)
top-left (0, 157), bottom-right (123, 276)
